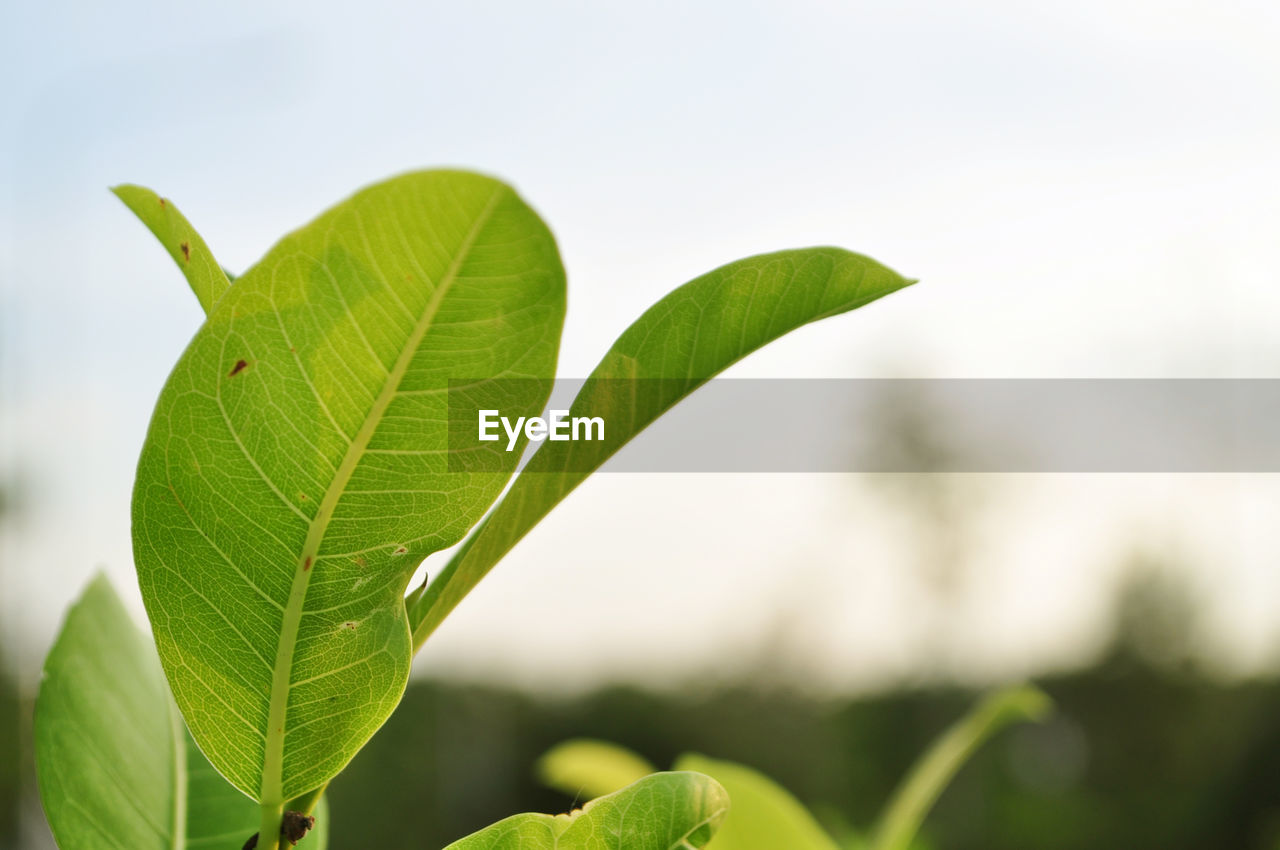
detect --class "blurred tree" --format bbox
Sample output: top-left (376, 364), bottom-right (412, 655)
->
top-left (1107, 552), bottom-right (1206, 674)
top-left (854, 378), bottom-right (998, 677)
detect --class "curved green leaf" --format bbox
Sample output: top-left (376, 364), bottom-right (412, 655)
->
top-left (444, 771), bottom-right (729, 850)
top-left (537, 739), bottom-right (657, 801)
top-left (112, 185), bottom-right (232, 315)
top-left (131, 170), bottom-right (567, 813)
top-left (35, 575), bottom-right (327, 850)
top-left (870, 685), bottom-right (1052, 850)
top-left (673, 755), bottom-right (839, 850)
top-left (411, 247), bottom-right (913, 645)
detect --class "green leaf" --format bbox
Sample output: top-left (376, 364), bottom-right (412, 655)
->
top-left (112, 185), bottom-right (232, 315)
top-left (537, 739), bottom-right (657, 800)
top-left (444, 771), bottom-right (729, 850)
top-left (35, 574), bottom-right (315, 850)
top-left (869, 685), bottom-right (1052, 850)
top-left (411, 247), bottom-right (913, 645)
top-left (673, 755), bottom-right (839, 850)
top-left (131, 170), bottom-right (567, 810)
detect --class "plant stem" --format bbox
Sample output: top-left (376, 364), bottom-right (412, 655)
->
top-left (869, 685), bottom-right (1051, 850)
top-left (258, 801), bottom-right (283, 850)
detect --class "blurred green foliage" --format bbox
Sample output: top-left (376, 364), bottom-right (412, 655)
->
top-left (536, 685), bottom-right (1050, 850)
top-left (328, 657), bottom-right (1280, 850)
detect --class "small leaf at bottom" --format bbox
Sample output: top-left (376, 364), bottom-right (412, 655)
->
top-left (445, 771), bottom-right (728, 850)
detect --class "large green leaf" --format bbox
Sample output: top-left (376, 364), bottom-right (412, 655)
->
top-left (35, 575), bottom-right (327, 850)
top-left (410, 247), bottom-right (913, 645)
top-left (444, 772), bottom-right (729, 850)
top-left (131, 170), bottom-right (567, 813)
top-left (112, 185), bottom-right (232, 315)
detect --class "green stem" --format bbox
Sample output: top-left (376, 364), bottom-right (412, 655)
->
top-left (257, 801), bottom-right (283, 850)
top-left (869, 685), bottom-right (1051, 850)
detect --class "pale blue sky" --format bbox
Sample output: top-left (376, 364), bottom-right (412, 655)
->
top-left (3, 0), bottom-right (1279, 693)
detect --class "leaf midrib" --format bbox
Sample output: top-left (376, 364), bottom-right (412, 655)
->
top-left (258, 187), bottom-right (506, 804)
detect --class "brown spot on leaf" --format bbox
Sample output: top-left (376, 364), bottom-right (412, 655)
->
top-left (179, 240), bottom-right (190, 263)
top-left (354, 557), bottom-right (368, 568)
top-left (158, 197), bottom-right (167, 208)
top-left (302, 556), bottom-right (312, 571)
top-left (229, 359), bottom-right (248, 377)
top-left (392, 545), bottom-right (408, 555)
top-left (340, 620), bottom-right (358, 630)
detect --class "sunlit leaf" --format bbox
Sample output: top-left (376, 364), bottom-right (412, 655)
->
top-left (35, 575), bottom-right (327, 850)
top-left (444, 771), bottom-right (728, 850)
top-left (130, 170), bottom-right (567, 813)
top-left (537, 739), bottom-right (657, 801)
top-left (672, 754), bottom-right (839, 850)
top-left (411, 247), bottom-right (913, 645)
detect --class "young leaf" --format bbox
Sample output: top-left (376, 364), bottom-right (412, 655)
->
top-left (411, 247), bottom-right (913, 645)
top-left (671, 755), bottom-right (839, 850)
top-left (35, 575), bottom-right (322, 850)
top-left (869, 685), bottom-right (1052, 850)
top-left (537, 743), bottom-right (837, 850)
top-left (537, 739), bottom-right (658, 801)
top-left (112, 185), bottom-right (232, 315)
top-left (131, 170), bottom-right (567, 813)
top-left (444, 771), bottom-right (729, 850)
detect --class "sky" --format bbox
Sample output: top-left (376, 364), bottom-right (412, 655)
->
top-left (2, 0), bottom-right (1279, 697)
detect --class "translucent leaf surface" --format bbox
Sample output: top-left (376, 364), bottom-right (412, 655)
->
top-left (131, 170), bottom-right (567, 808)
top-left (444, 772), bottom-right (728, 850)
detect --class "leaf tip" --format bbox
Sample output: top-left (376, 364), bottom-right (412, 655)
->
top-left (79, 570), bottom-right (121, 612)
top-left (109, 183), bottom-right (148, 201)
